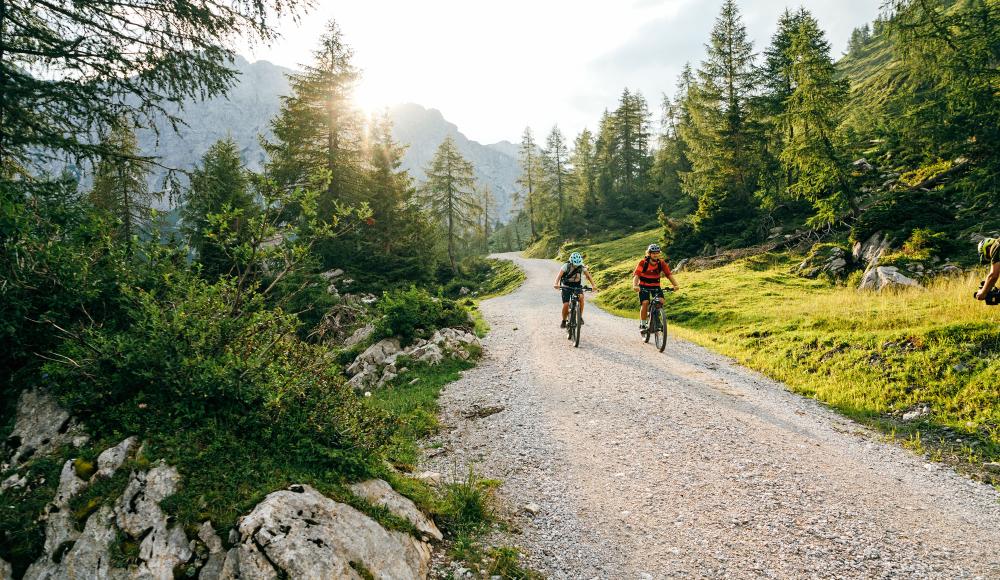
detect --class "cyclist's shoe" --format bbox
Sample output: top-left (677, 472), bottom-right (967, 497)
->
top-left (579, 318), bottom-right (585, 325)
top-left (560, 319), bottom-right (567, 328)
top-left (639, 321), bottom-right (648, 331)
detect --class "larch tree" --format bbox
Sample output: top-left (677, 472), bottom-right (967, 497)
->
top-left (422, 137), bottom-right (478, 273)
top-left (0, 0), bottom-right (305, 172)
top-left (517, 127), bottom-right (541, 240)
top-left (542, 126), bottom-right (571, 230)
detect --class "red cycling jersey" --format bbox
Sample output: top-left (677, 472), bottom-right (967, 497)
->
top-left (634, 257), bottom-right (671, 288)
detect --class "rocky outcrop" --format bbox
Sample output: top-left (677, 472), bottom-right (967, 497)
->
top-left (115, 464), bottom-right (192, 578)
top-left (1, 557), bottom-right (12, 580)
top-left (852, 232), bottom-right (892, 271)
top-left (226, 484), bottom-right (432, 579)
top-left (797, 244), bottom-right (851, 279)
top-left (350, 479), bottom-right (443, 542)
top-left (347, 329), bottom-right (480, 390)
top-left (858, 266), bottom-right (922, 292)
top-left (5, 389), bottom-right (87, 467)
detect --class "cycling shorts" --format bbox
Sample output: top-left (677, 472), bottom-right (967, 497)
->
top-left (561, 284), bottom-right (584, 304)
top-left (638, 287), bottom-right (664, 303)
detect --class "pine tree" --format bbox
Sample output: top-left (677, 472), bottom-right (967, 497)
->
top-left (421, 137), bottom-right (478, 273)
top-left (593, 110), bottom-right (617, 224)
top-left (88, 123), bottom-right (155, 252)
top-left (181, 137), bottom-right (255, 278)
top-left (612, 89), bottom-right (654, 214)
top-left (264, 20), bottom-right (363, 218)
top-left (476, 185), bottom-right (496, 253)
top-left (780, 15), bottom-right (854, 225)
top-left (517, 128), bottom-right (541, 240)
top-left (542, 126), bottom-right (571, 231)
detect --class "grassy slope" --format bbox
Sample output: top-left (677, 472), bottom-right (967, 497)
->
top-left (572, 228), bottom-right (1000, 474)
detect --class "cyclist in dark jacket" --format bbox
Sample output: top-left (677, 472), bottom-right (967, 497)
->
top-left (554, 252), bottom-right (598, 327)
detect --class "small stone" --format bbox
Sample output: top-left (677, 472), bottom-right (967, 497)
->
top-left (524, 503), bottom-right (541, 516)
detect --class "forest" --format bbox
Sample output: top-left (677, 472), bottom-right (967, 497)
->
top-left (495, 0), bottom-right (999, 264)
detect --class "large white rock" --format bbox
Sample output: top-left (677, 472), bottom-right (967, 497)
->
top-left (1, 557), bottom-right (12, 580)
top-left (344, 324), bottom-right (375, 348)
top-left (859, 266), bottom-right (922, 292)
top-left (349, 479), bottom-right (443, 542)
top-left (227, 484), bottom-right (431, 579)
top-left (852, 232), bottom-right (892, 269)
top-left (115, 463), bottom-right (193, 579)
top-left (41, 460), bottom-right (89, 557)
top-left (7, 389), bottom-right (84, 465)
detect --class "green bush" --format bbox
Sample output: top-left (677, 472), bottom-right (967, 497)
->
top-left (374, 287), bottom-right (470, 346)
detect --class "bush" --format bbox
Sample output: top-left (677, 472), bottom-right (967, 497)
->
top-left (373, 287), bottom-right (470, 346)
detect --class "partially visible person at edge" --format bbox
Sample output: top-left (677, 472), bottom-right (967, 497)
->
top-left (632, 243), bottom-right (679, 331)
top-left (975, 237), bottom-right (999, 301)
top-left (553, 252), bottom-right (598, 328)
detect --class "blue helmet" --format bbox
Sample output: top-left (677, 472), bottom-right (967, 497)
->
top-left (569, 252), bottom-right (584, 266)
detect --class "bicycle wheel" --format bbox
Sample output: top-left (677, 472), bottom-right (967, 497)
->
top-left (654, 307), bottom-right (668, 352)
top-left (573, 299), bottom-right (582, 348)
top-left (643, 312), bottom-right (652, 343)
top-left (567, 300), bottom-right (576, 341)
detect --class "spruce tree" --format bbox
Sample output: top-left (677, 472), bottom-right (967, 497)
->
top-left (421, 137), bottom-right (478, 273)
top-left (264, 20), bottom-right (362, 218)
top-left (181, 138), bottom-right (255, 279)
top-left (88, 123), bottom-right (155, 252)
top-left (571, 129), bottom-right (597, 224)
top-left (612, 89), bottom-right (654, 215)
top-left (681, 0), bottom-right (760, 244)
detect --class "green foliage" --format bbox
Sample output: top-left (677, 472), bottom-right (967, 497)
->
top-left (0, 453), bottom-right (67, 576)
top-left (420, 137), bottom-right (480, 273)
top-left (374, 288), bottom-right (471, 346)
top-left (181, 138), bottom-right (255, 280)
top-left (438, 467), bottom-right (498, 535)
top-left (0, 0), bottom-right (304, 168)
top-left (88, 123), bottom-right (157, 251)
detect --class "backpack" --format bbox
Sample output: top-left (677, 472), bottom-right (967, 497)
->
top-left (641, 256), bottom-right (664, 274)
top-left (562, 262), bottom-right (583, 283)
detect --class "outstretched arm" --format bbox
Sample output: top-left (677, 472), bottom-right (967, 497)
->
top-left (976, 263), bottom-right (1000, 299)
top-left (554, 269), bottom-right (564, 289)
top-left (585, 270), bottom-right (598, 292)
top-left (665, 271), bottom-right (679, 291)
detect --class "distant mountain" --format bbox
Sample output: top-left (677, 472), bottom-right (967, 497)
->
top-left (131, 59), bottom-right (519, 219)
top-left (388, 104), bottom-right (519, 219)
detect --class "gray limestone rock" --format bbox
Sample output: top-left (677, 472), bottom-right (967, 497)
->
top-left (349, 479), bottom-right (443, 542)
top-left (115, 463), bottom-right (193, 579)
top-left (96, 436), bottom-right (138, 479)
top-left (858, 266), bottom-right (922, 292)
top-left (7, 389), bottom-right (84, 466)
top-left (228, 484), bottom-right (431, 579)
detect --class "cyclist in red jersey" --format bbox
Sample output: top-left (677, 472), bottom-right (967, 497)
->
top-left (631, 243), bottom-right (679, 331)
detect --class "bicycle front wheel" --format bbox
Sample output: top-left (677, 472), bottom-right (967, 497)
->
top-left (567, 301), bottom-right (576, 341)
top-left (654, 308), bottom-right (668, 352)
top-left (573, 301), bottom-right (582, 348)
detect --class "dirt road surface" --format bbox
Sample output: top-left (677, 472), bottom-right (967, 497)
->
top-left (426, 253), bottom-right (1000, 579)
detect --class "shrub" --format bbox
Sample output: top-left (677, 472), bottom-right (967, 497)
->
top-left (373, 287), bottom-right (470, 346)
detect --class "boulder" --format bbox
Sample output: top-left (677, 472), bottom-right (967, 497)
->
top-left (349, 479), bottom-right (443, 542)
top-left (797, 245), bottom-right (850, 279)
top-left (852, 158), bottom-right (874, 173)
top-left (226, 484), bottom-right (431, 579)
top-left (852, 232), bottom-right (892, 270)
top-left (115, 463), bottom-right (193, 579)
top-left (858, 266), bottom-right (922, 292)
top-left (673, 258), bottom-right (689, 272)
top-left (198, 522), bottom-right (228, 580)
top-left (1, 558), bottom-right (11, 580)
top-left (347, 338), bottom-right (402, 376)
top-left (6, 388), bottom-right (85, 466)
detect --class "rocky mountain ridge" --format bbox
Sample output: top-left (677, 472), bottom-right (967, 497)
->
top-left (132, 57), bottom-right (519, 219)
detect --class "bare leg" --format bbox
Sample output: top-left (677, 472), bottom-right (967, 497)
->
top-left (579, 295), bottom-right (585, 317)
top-left (562, 302), bottom-right (570, 321)
top-left (640, 300), bottom-right (649, 322)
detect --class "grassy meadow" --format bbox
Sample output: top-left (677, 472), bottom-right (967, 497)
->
top-left (559, 229), bottom-right (1000, 474)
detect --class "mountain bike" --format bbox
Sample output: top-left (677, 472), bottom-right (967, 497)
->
top-left (560, 285), bottom-right (592, 348)
top-left (642, 287), bottom-right (674, 352)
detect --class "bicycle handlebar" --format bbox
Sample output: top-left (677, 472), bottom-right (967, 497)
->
top-left (557, 285), bottom-right (593, 291)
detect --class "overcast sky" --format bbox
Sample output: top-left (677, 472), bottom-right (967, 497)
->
top-left (241, 0), bottom-right (882, 145)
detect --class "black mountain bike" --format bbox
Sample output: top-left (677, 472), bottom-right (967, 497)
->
top-left (561, 285), bottom-right (592, 348)
top-left (642, 288), bottom-right (675, 352)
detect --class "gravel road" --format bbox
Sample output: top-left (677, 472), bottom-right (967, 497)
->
top-left (425, 253), bottom-right (1000, 579)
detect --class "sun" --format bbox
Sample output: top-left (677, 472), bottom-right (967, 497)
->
top-left (351, 81), bottom-right (394, 119)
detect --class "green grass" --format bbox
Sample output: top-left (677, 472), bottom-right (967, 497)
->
top-left (581, 230), bottom-right (1000, 475)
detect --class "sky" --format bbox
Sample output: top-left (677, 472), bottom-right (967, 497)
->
top-left (241, 0), bottom-right (882, 145)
